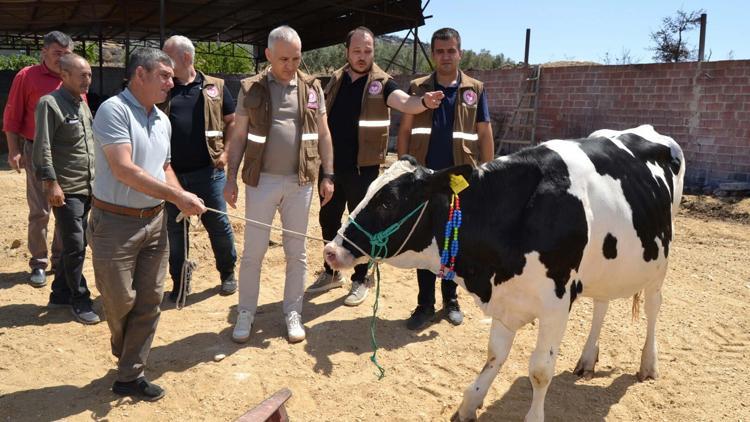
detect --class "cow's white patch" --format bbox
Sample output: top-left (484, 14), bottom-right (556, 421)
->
top-left (346, 160), bottom-right (417, 225)
top-left (386, 239), bottom-right (441, 273)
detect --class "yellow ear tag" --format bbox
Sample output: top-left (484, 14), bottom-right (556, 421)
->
top-left (449, 174), bottom-right (469, 194)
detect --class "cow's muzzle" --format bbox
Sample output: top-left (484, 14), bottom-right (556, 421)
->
top-left (323, 240), bottom-right (357, 270)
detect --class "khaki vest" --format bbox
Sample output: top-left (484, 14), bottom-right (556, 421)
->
top-left (324, 63), bottom-right (391, 166)
top-left (157, 71), bottom-right (227, 167)
top-left (238, 68), bottom-right (321, 187)
top-left (407, 71), bottom-right (483, 167)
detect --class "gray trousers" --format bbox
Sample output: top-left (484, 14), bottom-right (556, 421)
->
top-left (238, 173), bottom-right (313, 317)
top-left (88, 207), bottom-right (168, 382)
top-left (23, 140), bottom-right (61, 270)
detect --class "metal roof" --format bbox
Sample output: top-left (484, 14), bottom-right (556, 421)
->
top-left (0, 0), bottom-right (425, 51)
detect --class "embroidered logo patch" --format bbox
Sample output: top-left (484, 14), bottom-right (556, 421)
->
top-left (307, 90), bottom-right (318, 109)
top-left (462, 89), bottom-right (477, 106)
top-left (368, 81), bottom-right (383, 95)
top-left (204, 84), bottom-right (219, 98)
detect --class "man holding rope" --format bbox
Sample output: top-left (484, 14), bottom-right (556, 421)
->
top-left (90, 47), bottom-right (205, 401)
top-left (224, 25), bottom-right (334, 344)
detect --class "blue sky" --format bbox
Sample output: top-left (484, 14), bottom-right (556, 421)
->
top-left (391, 0), bottom-right (748, 64)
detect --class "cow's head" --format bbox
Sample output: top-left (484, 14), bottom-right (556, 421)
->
top-left (324, 155), bottom-right (473, 270)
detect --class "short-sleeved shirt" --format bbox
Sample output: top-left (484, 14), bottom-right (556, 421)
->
top-left (425, 74), bottom-right (490, 171)
top-left (167, 72), bottom-right (235, 173)
top-left (236, 71), bottom-right (325, 175)
top-left (2, 62), bottom-right (64, 140)
top-left (92, 88), bottom-right (172, 208)
top-left (32, 88), bottom-right (95, 195)
top-left (327, 72), bottom-right (399, 172)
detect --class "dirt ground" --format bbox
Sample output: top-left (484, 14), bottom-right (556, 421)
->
top-left (1, 165), bottom-right (749, 422)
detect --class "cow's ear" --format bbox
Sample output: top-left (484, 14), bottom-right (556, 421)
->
top-left (425, 164), bottom-right (474, 195)
top-left (399, 154), bottom-right (419, 166)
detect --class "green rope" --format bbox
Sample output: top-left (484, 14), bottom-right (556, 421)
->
top-left (369, 263), bottom-right (385, 379)
top-left (347, 201), bottom-right (427, 380)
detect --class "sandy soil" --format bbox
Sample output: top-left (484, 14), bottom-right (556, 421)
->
top-left (1, 166), bottom-right (749, 422)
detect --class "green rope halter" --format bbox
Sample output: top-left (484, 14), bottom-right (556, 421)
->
top-left (347, 201), bottom-right (428, 268)
top-left (346, 200), bottom-right (428, 379)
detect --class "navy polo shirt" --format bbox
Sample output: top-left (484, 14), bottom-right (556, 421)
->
top-left (168, 72), bottom-right (235, 173)
top-left (328, 72), bottom-right (399, 172)
top-left (424, 74), bottom-right (490, 170)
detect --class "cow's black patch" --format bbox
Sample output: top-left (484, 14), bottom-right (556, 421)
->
top-left (569, 279), bottom-right (583, 311)
top-left (574, 134), bottom-right (677, 261)
top-left (603, 233), bottom-right (618, 259)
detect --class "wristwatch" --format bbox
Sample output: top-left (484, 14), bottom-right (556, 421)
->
top-left (321, 173), bottom-right (335, 183)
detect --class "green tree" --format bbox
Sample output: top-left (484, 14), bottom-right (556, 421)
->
top-left (195, 42), bottom-right (253, 74)
top-left (74, 42), bottom-right (99, 63)
top-left (0, 54), bottom-right (38, 71)
top-left (650, 8), bottom-right (705, 62)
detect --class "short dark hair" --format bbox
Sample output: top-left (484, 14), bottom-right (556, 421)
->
top-left (345, 26), bottom-right (374, 48)
top-left (43, 31), bottom-right (73, 48)
top-left (430, 27), bottom-right (461, 52)
top-left (126, 47), bottom-right (173, 81)
top-left (58, 53), bottom-right (87, 73)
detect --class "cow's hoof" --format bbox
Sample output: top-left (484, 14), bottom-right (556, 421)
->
top-left (450, 410), bottom-right (476, 422)
top-left (573, 359), bottom-right (596, 380)
top-left (636, 368), bottom-right (659, 382)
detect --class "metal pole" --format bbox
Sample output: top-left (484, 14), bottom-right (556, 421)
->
top-left (412, 25), bottom-right (418, 73)
top-left (698, 13), bottom-right (707, 62)
top-left (98, 28), bottom-right (104, 95)
top-left (524, 28), bottom-right (530, 66)
top-left (159, 0), bottom-right (165, 48)
top-left (124, 0), bottom-right (130, 70)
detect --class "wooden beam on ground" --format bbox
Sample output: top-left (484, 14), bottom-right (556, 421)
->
top-left (235, 388), bottom-right (292, 422)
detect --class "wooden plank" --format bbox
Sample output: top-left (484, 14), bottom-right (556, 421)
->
top-left (236, 388), bottom-right (293, 422)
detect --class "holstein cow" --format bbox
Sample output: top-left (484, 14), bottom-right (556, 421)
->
top-left (324, 125), bottom-right (685, 421)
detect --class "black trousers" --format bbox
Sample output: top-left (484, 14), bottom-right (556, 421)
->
top-left (319, 165), bottom-right (379, 282)
top-left (51, 194), bottom-right (92, 306)
top-left (416, 269), bottom-right (458, 308)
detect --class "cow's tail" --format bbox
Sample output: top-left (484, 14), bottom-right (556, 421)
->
top-left (631, 290), bottom-right (643, 322)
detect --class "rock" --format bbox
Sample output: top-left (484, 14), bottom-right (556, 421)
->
top-left (213, 353), bottom-right (226, 362)
top-left (10, 239), bottom-right (21, 249)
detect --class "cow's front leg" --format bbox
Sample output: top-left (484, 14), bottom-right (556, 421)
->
top-left (574, 299), bottom-right (609, 379)
top-left (638, 287), bottom-right (662, 381)
top-left (525, 310), bottom-right (568, 422)
top-left (453, 318), bottom-right (516, 422)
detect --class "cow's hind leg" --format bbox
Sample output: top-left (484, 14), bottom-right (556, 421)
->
top-left (574, 299), bottom-right (609, 379)
top-left (525, 310), bottom-right (568, 422)
top-left (452, 319), bottom-right (516, 422)
top-left (637, 286), bottom-right (662, 381)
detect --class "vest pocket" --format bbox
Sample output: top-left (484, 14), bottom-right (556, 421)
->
top-left (459, 142), bottom-right (478, 166)
top-left (303, 144), bottom-right (320, 182)
top-left (360, 129), bottom-right (388, 165)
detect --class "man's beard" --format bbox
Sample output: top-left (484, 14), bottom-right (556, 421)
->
top-left (349, 60), bottom-right (372, 75)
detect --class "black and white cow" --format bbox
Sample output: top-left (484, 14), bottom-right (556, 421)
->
top-left (324, 125), bottom-right (685, 421)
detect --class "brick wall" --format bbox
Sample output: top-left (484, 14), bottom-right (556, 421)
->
top-left (4, 62), bottom-right (748, 188)
top-left (394, 60), bottom-right (750, 188)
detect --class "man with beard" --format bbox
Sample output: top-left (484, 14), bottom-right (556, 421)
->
top-left (306, 26), bottom-right (445, 306)
top-left (397, 27), bottom-right (494, 330)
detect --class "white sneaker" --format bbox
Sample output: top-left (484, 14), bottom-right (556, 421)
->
top-left (344, 279), bottom-right (370, 307)
top-left (285, 311), bottom-right (305, 343)
top-left (232, 310), bottom-right (253, 343)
